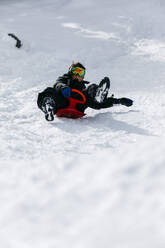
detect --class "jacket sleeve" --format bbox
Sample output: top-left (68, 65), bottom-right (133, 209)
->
top-left (53, 74), bottom-right (70, 93)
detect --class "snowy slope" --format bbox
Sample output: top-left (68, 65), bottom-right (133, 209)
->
top-left (0, 0), bottom-right (165, 247)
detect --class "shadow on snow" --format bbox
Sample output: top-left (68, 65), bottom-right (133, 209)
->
top-left (52, 110), bottom-right (153, 137)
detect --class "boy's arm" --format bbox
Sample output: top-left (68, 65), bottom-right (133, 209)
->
top-left (87, 96), bottom-right (133, 110)
top-left (53, 74), bottom-right (70, 93)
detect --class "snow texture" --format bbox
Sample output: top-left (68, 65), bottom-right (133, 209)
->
top-left (0, 0), bottom-right (165, 247)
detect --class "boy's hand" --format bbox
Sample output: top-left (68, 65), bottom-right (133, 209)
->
top-left (119, 98), bottom-right (133, 107)
top-left (61, 87), bottom-right (71, 98)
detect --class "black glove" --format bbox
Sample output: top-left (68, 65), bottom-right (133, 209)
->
top-left (119, 98), bottom-right (133, 107)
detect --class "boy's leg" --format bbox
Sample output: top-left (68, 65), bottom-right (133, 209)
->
top-left (40, 97), bottom-right (56, 121)
top-left (85, 77), bottom-right (110, 103)
top-left (37, 87), bottom-right (69, 121)
top-left (95, 77), bottom-right (110, 103)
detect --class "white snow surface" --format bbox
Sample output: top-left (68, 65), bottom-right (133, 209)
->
top-left (0, 0), bottom-right (165, 247)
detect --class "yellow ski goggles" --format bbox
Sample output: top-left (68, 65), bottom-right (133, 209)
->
top-left (70, 66), bottom-right (86, 77)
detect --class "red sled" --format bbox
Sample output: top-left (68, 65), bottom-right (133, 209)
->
top-left (56, 89), bottom-right (86, 119)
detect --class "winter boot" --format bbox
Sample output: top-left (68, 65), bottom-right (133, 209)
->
top-left (95, 77), bottom-right (110, 103)
top-left (41, 97), bottom-right (56, 121)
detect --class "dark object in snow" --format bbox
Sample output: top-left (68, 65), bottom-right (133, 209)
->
top-left (8, 33), bottom-right (22, 48)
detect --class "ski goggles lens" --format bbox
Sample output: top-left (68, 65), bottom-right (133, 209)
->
top-left (71, 67), bottom-right (86, 77)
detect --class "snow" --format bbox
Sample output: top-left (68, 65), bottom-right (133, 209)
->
top-left (0, 0), bottom-right (165, 247)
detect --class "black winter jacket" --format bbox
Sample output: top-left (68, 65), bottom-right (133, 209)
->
top-left (53, 73), bottom-right (89, 92)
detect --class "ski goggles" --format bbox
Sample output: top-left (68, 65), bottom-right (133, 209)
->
top-left (70, 66), bottom-right (86, 77)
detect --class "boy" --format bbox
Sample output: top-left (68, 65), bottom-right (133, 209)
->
top-left (37, 62), bottom-right (133, 121)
